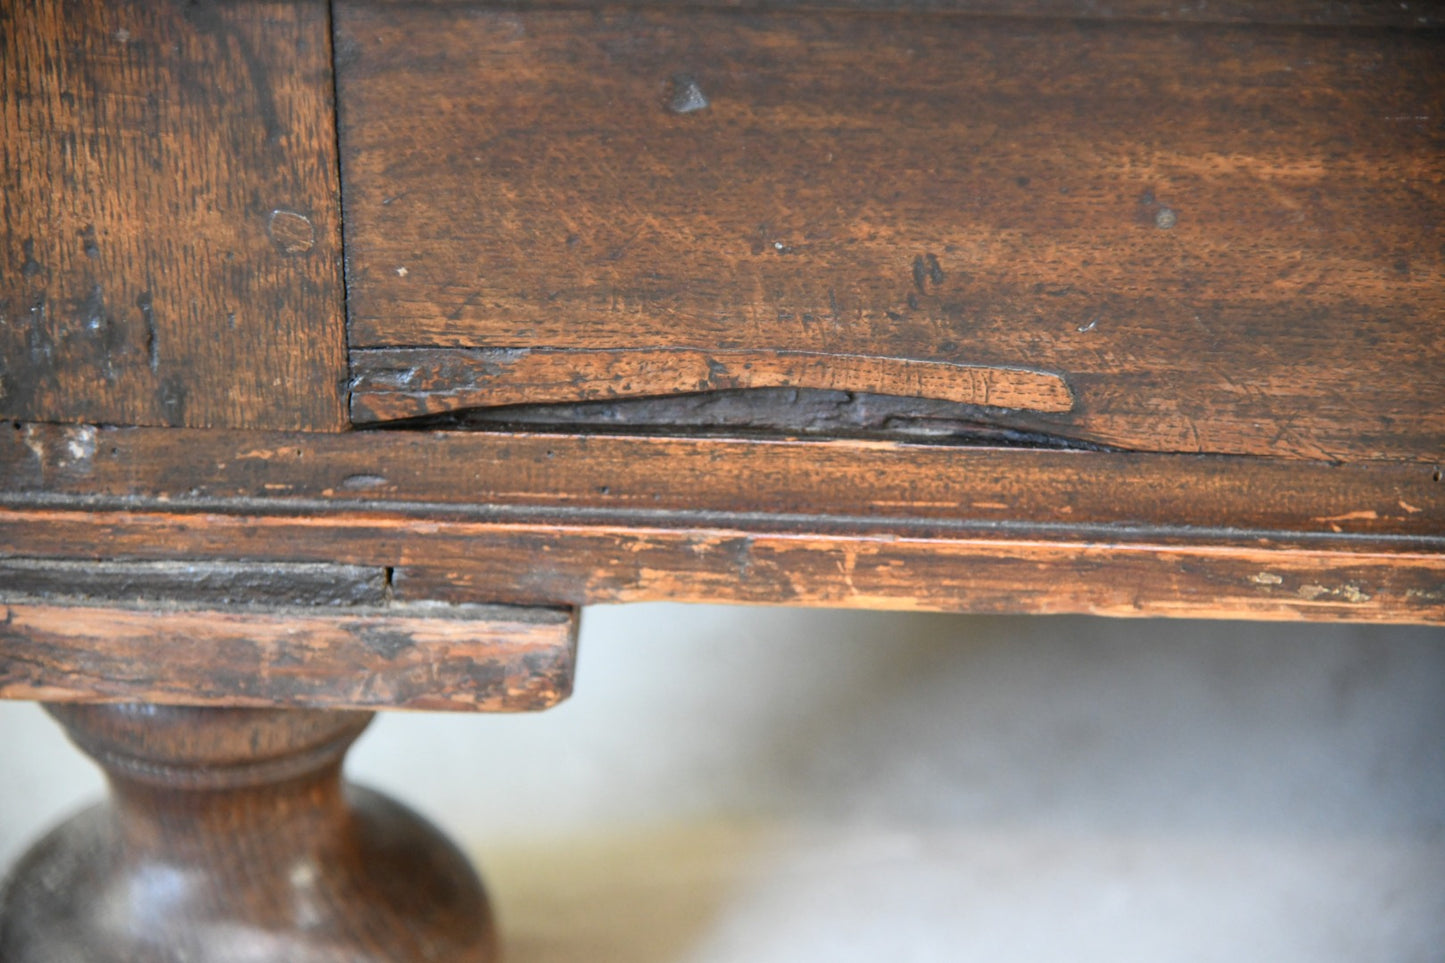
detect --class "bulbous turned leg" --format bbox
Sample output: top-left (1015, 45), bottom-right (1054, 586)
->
top-left (0, 703), bottom-right (495, 963)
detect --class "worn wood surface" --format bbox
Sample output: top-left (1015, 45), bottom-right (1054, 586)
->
top-left (0, 600), bottom-right (576, 711)
top-left (0, 555), bottom-right (578, 711)
top-left (0, 0), bottom-right (348, 430)
top-left (4, 424), bottom-right (1439, 539)
top-left (1, 425), bottom-right (1440, 622)
top-left (336, 7), bottom-right (1444, 460)
top-left (392, 536), bottom-right (1445, 622)
top-left (351, 347), bottom-right (1075, 422)
top-left (4, 507), bottom-right (1442, 622)
top-left (0, 704), bottom-right (495, 962)
top-left (0, 558), bottom-right (388, 607)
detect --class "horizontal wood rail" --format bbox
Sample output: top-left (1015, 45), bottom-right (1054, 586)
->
top-left (2, 424), bottom-right (1441, 623)
top-left (0, 557), bottom-right (577, 711)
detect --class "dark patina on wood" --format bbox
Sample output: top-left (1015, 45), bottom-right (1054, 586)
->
top-left (336, 5), bottom-right (1444, 461)
top-left (1, 424), bottom-right (1440, 623)
top-left (371, 386), bottom-right (1111, 448)
top-left (6, 1), bottom-right (1440, 959)
top-left (4, 424), bottom-right (1438, 539)
top-left (0, 0), bottom-right (348, 430)
top-left (0, 703), bottom-right (496, 962)
top-left (0, 558), bottom-right (388, 607)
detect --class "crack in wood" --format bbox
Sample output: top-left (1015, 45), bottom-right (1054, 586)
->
top-left (349, 348), bottom-right (1077, 437)
top-left (368, 386), bottom-right (1109, 450)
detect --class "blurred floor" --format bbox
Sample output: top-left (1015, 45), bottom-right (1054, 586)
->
top-left (2, 606), bottom-right (1442, 961)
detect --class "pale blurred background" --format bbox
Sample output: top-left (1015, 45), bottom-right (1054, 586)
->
top-left (2, 605), bottom-right (1443, 961)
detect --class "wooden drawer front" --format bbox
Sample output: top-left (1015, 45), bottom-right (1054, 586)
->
top-left (336, 5), bottom-right (1443, 462)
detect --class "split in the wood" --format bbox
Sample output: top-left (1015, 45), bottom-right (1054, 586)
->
top-left (361, 386), bottom-right (1111, 450)
top-left (350, 347), bottom-right (1086, 445)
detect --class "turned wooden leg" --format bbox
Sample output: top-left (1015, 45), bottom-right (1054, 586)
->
top-left (0, 703), bottom-right (495, 963)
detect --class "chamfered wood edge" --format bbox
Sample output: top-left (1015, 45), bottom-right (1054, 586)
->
top-left (0, 565), bottom-right (579, 711)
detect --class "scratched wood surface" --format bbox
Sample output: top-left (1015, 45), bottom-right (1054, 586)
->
top-left (2, 424), bottom-right (1440, 622)
top-left (5, 502), bottom-right (1442, 622)
top-left (351, 347), bottom-right (1076, 421)
top-left (0, 556), bottom-right (578, 711)
top-left (336, 6), bottom-right (1445, 460)
top-left (3, 424), bottom-right (1441, 539)
top-left (0, 600), bottom-right (576, 711)
top-left (0, 0), bottom-right (348, 431)
top-left (0, 558), bottom-right (388, 607)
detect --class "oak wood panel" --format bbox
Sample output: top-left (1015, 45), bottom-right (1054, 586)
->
top-left (0, 596), bottom-right (577, 712)
top-left (0, 0), bottom-right (348, 430)
top-left (336, 7), bottom-right (1445, 460)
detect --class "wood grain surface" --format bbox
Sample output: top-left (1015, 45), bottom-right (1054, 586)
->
top-left (0, 553), bottom-right (577, 711)
top-left (391, 535), bottom-right (1445, 623)
top-left (0, 599), bottom-right (577, 711)
top-left (0, 0), bottom-right (348, 430)
top-left (351, 347), bottom-right (1075, 421)
top-left (4, 424), bottom-right (1439, 538)
top-left (4, 507), bottom-right (1442, 623)
top-left (2, 424), bottom-right (1440, 622)
top-left (336, 6), bottom-right (1444, 460)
